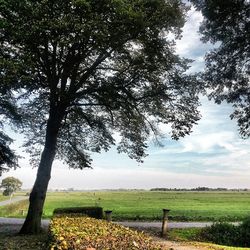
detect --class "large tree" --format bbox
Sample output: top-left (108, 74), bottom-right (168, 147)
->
top-left (1, 0), bottom-right (200, 234)
top-left (191, 0), bottom-right (250, 138)
top-left (1, 176), bottom-right (22, 196)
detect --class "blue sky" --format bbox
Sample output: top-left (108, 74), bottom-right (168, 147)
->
top-left (1, 7), bottom-right (250, 189)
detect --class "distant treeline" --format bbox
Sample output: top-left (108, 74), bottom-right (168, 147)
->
top-left (150, 187), bottom-right (249, 192)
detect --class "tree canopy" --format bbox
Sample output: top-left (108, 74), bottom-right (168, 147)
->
top-left (191, 0), bottom-right (250, 138)
top-left (1, 0), bottom-right (201, 168)
top-left (0, 176), bottom-right (22, 196)
top-left (1, 0), bottom-right (200, 233)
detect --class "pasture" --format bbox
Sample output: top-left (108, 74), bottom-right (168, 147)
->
top-left (1, 191), bottom-right (250, 221)
top-left (0, 195), bottom-right (9, 202)
top-left (42, 190), bottom-right (250, 221)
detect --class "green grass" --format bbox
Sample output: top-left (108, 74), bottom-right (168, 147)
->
top-left (0, 194), bottom-right (10, 202)
top-left (42, 191), bottom-right (250, 221)
top-left (0, 199), bottom-right (29, 217)
top-left (1, 191), bottom-right (250, 221)
top-left (168, 228), bottom-right (201, 241)
top-left (0, 192), bottom-right (28, 201)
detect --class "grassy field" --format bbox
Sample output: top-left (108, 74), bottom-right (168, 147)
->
top-left (0, 194), bottom-right (10, 202)
top-left (42, 190), bottom-right (250, 221)
top-left (1, 191), bottom-right (250, 221)
top-left (0, 192), bottom-right (27, 202)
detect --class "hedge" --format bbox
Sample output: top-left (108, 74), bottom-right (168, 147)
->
top-left (49, 214), bottom-right (161, 250)
top-left (53, 207), bottom-right (103, 219)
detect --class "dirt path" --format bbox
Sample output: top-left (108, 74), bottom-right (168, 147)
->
top-left (119, 223), bottom-right (214, 250)
top-left (118, 221), bottom-right (213, 229)
top-left (0, 196), bottom-right (28, 207)
top-left (155, 238), bottom-right (211, 250)
top-left (0, 219), bottom-right (49, 236)
top-left (0, 218), bottom-right (212, 229)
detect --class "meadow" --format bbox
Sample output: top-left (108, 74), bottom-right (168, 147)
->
top-left (1, 190), bottom-right (250, 221)
top-left (0, 195), bottom-right (9, 202)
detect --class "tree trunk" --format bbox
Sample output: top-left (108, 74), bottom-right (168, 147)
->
top-left (19, 108), bottom-right (63, 234)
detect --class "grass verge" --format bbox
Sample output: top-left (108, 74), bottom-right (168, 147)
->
top-left (0, 200), bottom-right (29, 217)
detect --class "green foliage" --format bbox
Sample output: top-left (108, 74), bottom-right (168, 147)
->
top-left (0, 133), bottom-right (18, 175)
top-left (199, 223), bottom-right (240, 246)
top-left (53, 206), bottom-right (103, 219)
top-left (2, 0), bottom-right (201, 232)
top-left (49, 214), bottom-right (161, 249)
top-left (0, 96), bottom-right (20, 175)
top-left (192, 0), bottom-right (250, 138)
top-left (167, 228), bottom-right (247, 250)
top-left (199, 216), bottom-right (250, 247)
top-left (0, 50), bottom-right (21, 175)
top-left (0, 176), bottom-right (22, 196)
top-left (3, 189), bottom-right (11, 196)
top-left (1, 0), bottom-right (200, 168)
top-left (239, 216), bottom-right (250, 247)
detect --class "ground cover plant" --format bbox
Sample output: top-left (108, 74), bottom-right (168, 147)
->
top-left (49, 214), bottom-right (161, 250)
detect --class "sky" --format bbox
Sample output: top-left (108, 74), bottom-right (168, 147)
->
top-left (1, 7), bottom-right (250, 190)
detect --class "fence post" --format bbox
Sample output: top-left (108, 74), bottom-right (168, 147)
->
top-left (104, 210), bottom-right (113, 222)
top-left (20, 210), bottom-right (25, 216)
top-left (161, 209), bottom-right (170, 237)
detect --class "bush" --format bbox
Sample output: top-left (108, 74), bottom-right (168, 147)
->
top-left (198, 222), bottom-right (240, 246)
top-left (239, 216), bottom-right (250, 247)
top-left (199, 217), bottom-right (250, 247)
top-left (49, 214), bottom-right (161, 250)
top-left (53, 207), bottom-right (103, 219)
top-left (3, 189), bottom-right (11, 196)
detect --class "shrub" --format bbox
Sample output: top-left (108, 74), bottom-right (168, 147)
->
top-left (199, 216), bottom-right (250, 247)
top-left (49, 214), bottom-right (161, 250)
top-left (198, 222), bottom-right (240, 246)
top-left (53, 207), bottom-right (103, 219)
top-left (238, 216), bottom-right (250, 247)
top-left (3, 189), bottom-right (11, 196)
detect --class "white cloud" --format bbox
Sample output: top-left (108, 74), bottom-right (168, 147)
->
top-left (174, 7), bottom-right (215, 73)
top-left (176, 7), bottom-right (204, 57)
top-left (181, 132), bottom-right (235, 153)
